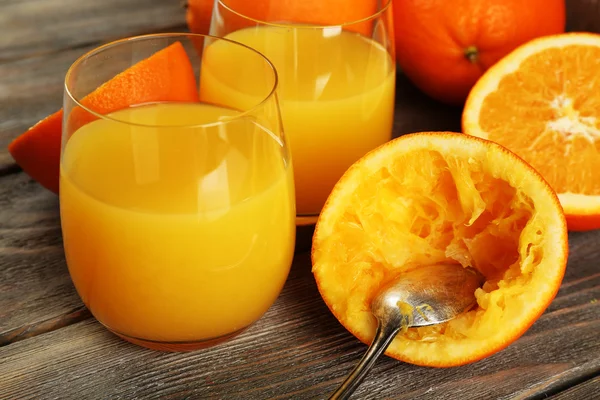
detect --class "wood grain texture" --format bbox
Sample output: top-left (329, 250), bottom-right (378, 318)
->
top-left (566, 0), bottom-right (600, 32)
top-left (0, 172), bottom-right (85, 339)
top-left (0, 45), bottom-right (94, 168)
top-left (0, 231), bottom-right (598, 400)
top-left (550, 376), bottom-right (600, 400)
top-left (393, 74), bottom-right (462, 137)
top-left (0, 0), bottom-right (187, 62)
top-left (0, 305), bottom-right (90, 346)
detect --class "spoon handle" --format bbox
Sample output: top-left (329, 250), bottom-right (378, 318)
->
top-left (329, 321), bottom-right (402, 400)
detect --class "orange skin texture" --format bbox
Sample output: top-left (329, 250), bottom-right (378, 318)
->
top-left (312, 132), bottom-right (568, 367)
top-left (393, 0), bottom-right (566, 105)
top-left (566, 214), bottom-right (600, 232)
top-left (186, 0), bottom-right (214, 34)
top-left (186, 0), bottom-right (380, 36)
top-left (8, 41), bottom-right (199, 194)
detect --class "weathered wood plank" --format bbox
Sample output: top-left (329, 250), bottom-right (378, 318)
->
top-left (0, 172), bottom-right (86, 340)
top-left (566, 0), bottom-right (600, 33)
top-left (0, 306), bottom-right (90, 346)
top-left (0, 232), bottom-right (598, 400)
top-left (0, 0), bottom-right (187, 62)
top-left (0, 55), bottom-right (71, 169)
top-left (550, 376), bottom-right (600, 400)
top-left (393, 73), bottom-right (463, 136)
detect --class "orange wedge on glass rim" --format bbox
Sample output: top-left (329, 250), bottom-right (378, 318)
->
top-left (8, 41), bottom-right (199, 194)
top-left (312, 132), bottom-right (568, 367)
top-left (463, 32), bottom-right (600, 231)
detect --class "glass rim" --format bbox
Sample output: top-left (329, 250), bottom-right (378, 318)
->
top-left (217, 0), bottom-right (393, 29)
top-left (64, 32), bottom-right (280, 129)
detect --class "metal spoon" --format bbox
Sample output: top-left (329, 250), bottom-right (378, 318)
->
top-left (329, 263), bottom-right (485, 400)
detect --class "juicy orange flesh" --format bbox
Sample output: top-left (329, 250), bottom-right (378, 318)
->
top-left (478, 45), bottom-right (600, 195)
top-left (316, 149), bottom-right (548, 348)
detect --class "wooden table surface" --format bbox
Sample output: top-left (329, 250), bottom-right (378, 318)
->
top-left (1, 1), bottom-right (599, 399)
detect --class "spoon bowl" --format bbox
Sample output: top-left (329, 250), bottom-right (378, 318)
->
top-left (330, 263), bottom-right (485, 400)
top-left (372, 264), bottom-right (485, 329)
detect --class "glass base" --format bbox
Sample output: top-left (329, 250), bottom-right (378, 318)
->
top-left (111, 327), bottom-right (249, 352)
top-left (296, 214), bottom-right (319, 226)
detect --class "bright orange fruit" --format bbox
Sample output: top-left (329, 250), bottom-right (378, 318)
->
top-left (463, 33), bottom-right (600, 231)
top-left (186, 0), bottom-right (214, 35)
top-left (312, 132), bottom-right (567, 367)
top-left (186, 0), bottom-right (378, 36)
top-left (393, 0), bottom-right (565, 105)
top-left (8, 41), bottom-right (199, 194)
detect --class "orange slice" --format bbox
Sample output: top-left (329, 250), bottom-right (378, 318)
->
top-left (463, 32), bottom-right (600, 231)
top-left (8, 41), bottom-right (199, 194)
top-left (312, 132), bottom-right (567, 367)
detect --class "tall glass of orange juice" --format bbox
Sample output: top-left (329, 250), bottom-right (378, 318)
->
top-left (59, 34), bottom-right (295, 351)
top-left (209, 0), bottom-right (395, 223)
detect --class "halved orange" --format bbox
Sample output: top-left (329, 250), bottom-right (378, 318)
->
top-left (8, 41), bottom-right (199, 194)
top-left (463, 32), bottom-right (600, 231)
top-left (312, 132), bottom-right (568, 367)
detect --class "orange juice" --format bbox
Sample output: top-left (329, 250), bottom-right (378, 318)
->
top-left (60, 102), bottom-right (295, 343)
top-left (200, 27), bottom-right (395, 216)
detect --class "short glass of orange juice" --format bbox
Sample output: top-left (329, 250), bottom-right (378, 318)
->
top-left (210, 0), bottom-right (396, 223)
top-left (59, 34), bottom-right (295, 351)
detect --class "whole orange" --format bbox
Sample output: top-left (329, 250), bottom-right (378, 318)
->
top-left (186, 0), bottom-right (213, 34)
top-left (186, 0), bottom-right (379, 35)
top-left (393, 0), bottom-right (566, 105)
